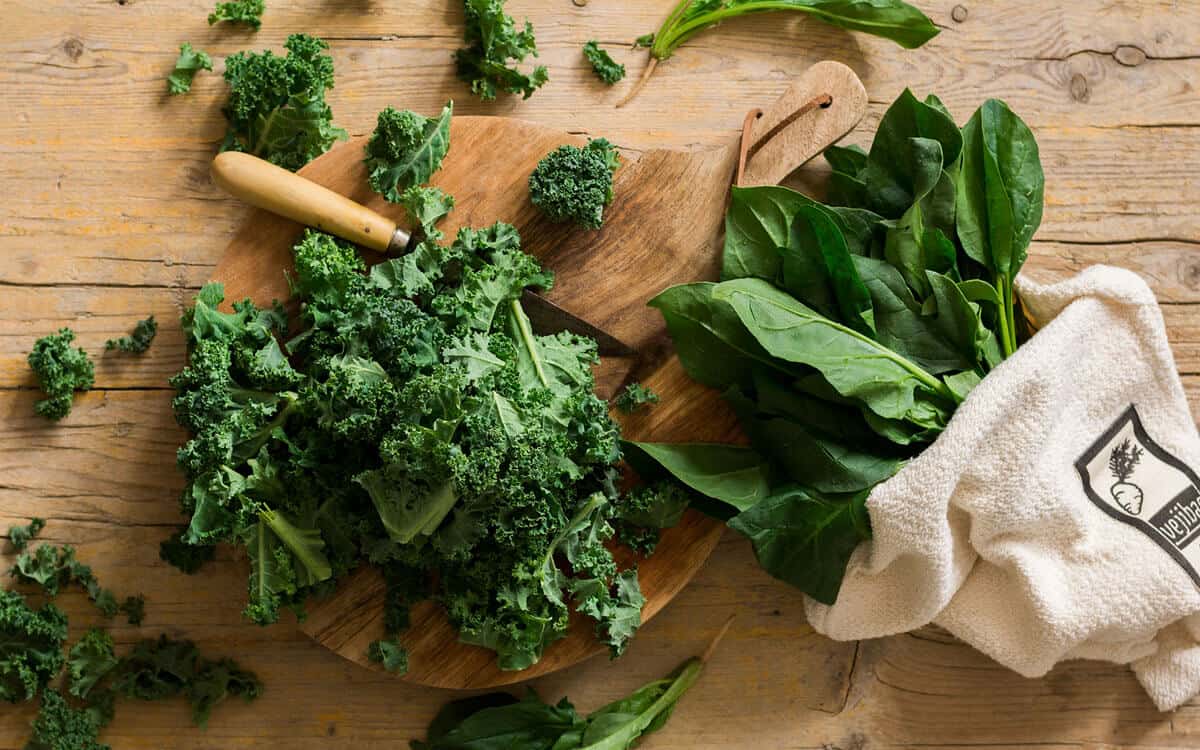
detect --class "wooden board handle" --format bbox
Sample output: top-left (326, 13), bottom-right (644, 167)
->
top-left (738, 61), bottom-right (868, 187)
top-left (211, 151), bottom-right (404, 253)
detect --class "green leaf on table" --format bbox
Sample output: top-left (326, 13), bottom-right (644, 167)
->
top-left (624, 441), bottom-right (772, 515)
top-left (729, 485), bottom-right (871, 604)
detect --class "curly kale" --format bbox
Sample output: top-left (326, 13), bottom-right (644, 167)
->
top-left (105, 316), bottom-right (157, 353)
top-left (159, 527), bottom-right (216, 574)
top-left (614, 481), bottom-right (690, 555)
top-left (528, 139), bottom-right (621, 230)
top-left (454, 0), bottom-right (548, 101)
top-left (583, 41), bottom-right (625, 85)
top-left (219, 34), bottom-right (347, 171)
top-left (364, 103), bottom-right (452, 203)
top-left (25, 689), bottom-right (109, 750)
top-left (614, 382), bottom-right (659, 414)
top-left (0, 590), bottom-right (68, 703)
top-left (208, 0), bottom-right (264, 29)
top-left (367, 639), bottom-right (408, 674)
top-left (8, 518), bottom-right (45, 552)
top-left (67, 630), bottom-right (119, 701)
top-left (171, 215), bottom-right (652, 669)
top-left (167, 45), bottom-right (212, 96)
top-left (28, 329), bottom-right (94, 421)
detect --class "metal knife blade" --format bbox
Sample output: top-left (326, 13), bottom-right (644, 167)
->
top-left (520, 290), bottom-right (638, 358)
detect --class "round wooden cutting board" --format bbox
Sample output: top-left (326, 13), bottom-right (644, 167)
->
top-left (212, 61), bottom-right (867, 689)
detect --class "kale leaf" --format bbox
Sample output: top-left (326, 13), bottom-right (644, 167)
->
top-left (67, 630), bottom-right (119, 701)
top-left (10, 543), bottom-right (125, 618)
top-left (8, 518), bottom-right (45, 552)
top-left (219, 34), bottom-right (348, 171)
top-left (364, 102), bottom-right (453, 203)
top-left (28, 328), bottom-right (94, 421)
top-left (106, 316), bottom-right (157, 353)
top-left (167, 45), bottom-right (212, 96)
top-left (0, 590), bottom-right (68, 703)
top-left (528, 139), bottom-right (621, 230)
top-left (25, 689), bottom-right (109, 750)
top-left (159, 527), bottom-right (216, 574)
top-left (208, 0), bottom-right (264, 29)
top-left (614, 383), bottom-right (658, 414)
top-left (455, 0), bottom-right (548, 101)
top-left (583, 41), bottom-right (625, 85)
top-left (367, 639), bottom-right (408, 674)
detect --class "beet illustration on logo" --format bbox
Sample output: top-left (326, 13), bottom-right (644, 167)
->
top-left (1109, 438), bottom-right (1145, 515)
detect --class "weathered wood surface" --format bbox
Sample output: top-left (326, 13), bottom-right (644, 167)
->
top-left (3, 0), bottom-right (1200, 746)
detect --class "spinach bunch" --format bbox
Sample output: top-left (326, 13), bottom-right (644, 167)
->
top-left (641, 91), bottom-right (1044, 604)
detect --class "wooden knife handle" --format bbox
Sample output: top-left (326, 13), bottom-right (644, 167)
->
top-left (211, 151), bottom-right (405, 253)
top-left (739, 60), bottom-right (868, 187)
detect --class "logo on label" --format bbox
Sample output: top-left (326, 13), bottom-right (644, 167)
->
top-left (1076, 405), bottom-right (1200, 585)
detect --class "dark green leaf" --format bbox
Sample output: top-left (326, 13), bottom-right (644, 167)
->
top-left (624, 441), bottom-right (772, 514)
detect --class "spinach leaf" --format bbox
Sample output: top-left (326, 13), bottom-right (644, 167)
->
top-left (712, 278), bottom-right (957, 421)
top-left (624, 441), bottom-right (772, 515)
top-left (729, 485), bottom-right (872, 604)
top-left (956, 99), bottom-right (1044, 355)
top-left (862, 89), bottom-right (962, 219)
top-left (781, 205), bottom-right (875, 334)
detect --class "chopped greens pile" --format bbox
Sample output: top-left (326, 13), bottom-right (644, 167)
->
top-left (106, 316), bottom-right (158, 354)
top-left (219, 34), bottom-right (347, 171)
top-left (624, 0), bottom-right (938, 104)
top-left (28, 329), bottom-right (94, 421)
top-left (167, 44), bottom-right (212, 96)
top-left (364, 103), bottom-right (453, 203)
top-left (170, 108), bottom-right (674, 670)
top-left (528, 139), bottom-right (621, 230)
top-left (455, 0), bottom-right (548, 101)
top-left (3, 520), bottom-right (260, 749)
top-left (583, 41), bottom-right (625, 85)
top-left (639, 90), bottom-right (1044, 604)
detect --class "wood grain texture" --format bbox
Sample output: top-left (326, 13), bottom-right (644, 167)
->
top-left (3, 0), bottom-right (1200, 746)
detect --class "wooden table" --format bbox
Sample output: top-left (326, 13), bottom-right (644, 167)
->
top-left (3, 1), bottom-right (1200, 746)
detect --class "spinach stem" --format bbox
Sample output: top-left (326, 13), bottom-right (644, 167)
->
top-left (996, 275), bottom-right (1016, 358)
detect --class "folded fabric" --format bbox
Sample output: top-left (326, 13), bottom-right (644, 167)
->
top-left (804, 266), bottom-right (1200, 711)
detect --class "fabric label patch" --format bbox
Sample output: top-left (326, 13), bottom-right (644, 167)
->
top-left (1076, 405), bottom-right (1200, 585)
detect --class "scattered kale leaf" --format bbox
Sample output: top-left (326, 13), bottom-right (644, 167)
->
top-left (614, 383), bottom-right (658, 414)
top-left (528, 139), bottom-right (621, 230)
top-left (219, 33), bottom-right (348, 171)
top-left (106, 316), bottom-right (157, 353)
top-left (208, 0), bottom-right (264, 29)
top-left (9, 543), bottom-right (125, 618)
top-left (368, 639), bottom-right (409, 674)
top-left (0, 589), bottom-right (68, 703)
top-left (25, 689), bottom-right (109, 750)
top-left (28, 328), bottom-right (94, 421)
top-left (159, 527), bottom-right (216, 574)
top-left (8, 518), bottom-right (46, 552)
top-left (365, 102), bottom-right (453, 203)
top-left (67, 630), bottom-right (119, 701)
top-left (167, 45), bottom-right (212, 96)
top-left (583, 41), bottom-right (625, 85)
top-left (455, 0), bottom-right (548, 101)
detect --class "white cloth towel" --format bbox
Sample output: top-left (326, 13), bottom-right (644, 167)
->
top-left (805, 266), bottom-right (1200, 711)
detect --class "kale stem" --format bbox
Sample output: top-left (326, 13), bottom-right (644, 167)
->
top-left (510, 299), bottom-right (550, 387)
top-left (251, 106), bottom-right (282, 157)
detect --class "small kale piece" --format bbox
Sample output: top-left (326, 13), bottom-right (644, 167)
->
top-left (208, 0), bottom-right (264, 29)
top-left (25, 689), bottom-right (109, 750)
top-left (364, 102), bottom-right (453, 203)
top-left (454, 0), bottom-right (548, 101)
top-left (11, 543), bottom-right (122, 619)
top-left (220, 34), bottom-right (348, 171)
top-left (614, 481), bottom-right (690, 555)
top-left (159, 528), bottom-right (216, 575)
top-left (0, 589), bottom-right (68, 703)
top-left (401, 186), bottom-right (455, 243)
top-left (614, 383), bottom-right (659, 414)
top-left (111, 636), bottom-right (262, 727)
top-left (367, 639), bottom-right (408, 674)
top-left (119, 595), bottom-right (146, 626)
top-left (583, 41), bottom-right (625, 85)
top-left (528, 139), bottom-right (621, 230)
top-left (167, 45), bottom-right (212, 95)
top-left (8, 518), bottom-right (45, 552)
top-left (28, 329), bottom-right (94, 421)
top-left (105, 316), bottom-right (157, 353)
top-left (67, 630), bottom-right (119, 701)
